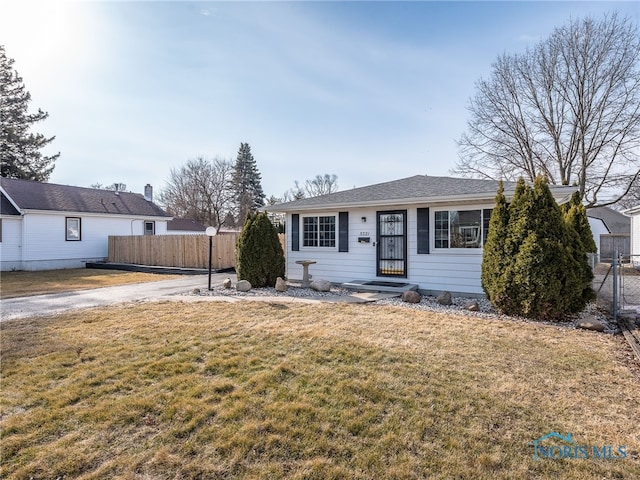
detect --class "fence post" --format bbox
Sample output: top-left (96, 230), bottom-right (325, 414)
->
top-left (612, 250), bottom-right (618, 322)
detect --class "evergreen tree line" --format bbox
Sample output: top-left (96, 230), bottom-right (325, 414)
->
top-left (482, 177), bottom-right (596, 320)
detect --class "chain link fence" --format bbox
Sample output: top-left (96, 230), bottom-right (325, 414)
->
top-left (592, 252), bottom-right (640, 321)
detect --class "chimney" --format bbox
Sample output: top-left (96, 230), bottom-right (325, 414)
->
top-left (144, 184), bottom-right (153, 202)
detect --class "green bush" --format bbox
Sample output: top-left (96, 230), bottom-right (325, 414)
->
top-left (235, 212), bottom-right (285, 288)
top-left (482, 177), bottom-right (593, 320)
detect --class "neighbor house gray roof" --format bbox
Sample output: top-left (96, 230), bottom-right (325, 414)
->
top-left (1, 192), bottom-right (20, 215)
top-left (264, 175), bottom-right (577, 212)
top-left (167, 218), bottom-right (207, 232)
top-left (587, 206), bottom-right (630, 234)
top-left (0, 177), bottom-right (170, 218)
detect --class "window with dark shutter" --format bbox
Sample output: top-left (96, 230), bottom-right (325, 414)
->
top-left (417, 208), bottom-right (430, 254)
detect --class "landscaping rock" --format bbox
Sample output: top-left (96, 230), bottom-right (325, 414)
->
top-left (437, 291), bottom-right (452, 306)
top-left (464, 300), bottom-right (479, 311)
top-left (576, 315), bottom-right (605, 332)
top-left (192, 288), bottom-right (201, 294)
top-left (222, 278), bottom-right (232, 289)
top-left (275, 277), bottom-right (288, 292)
top-left (236, 280), bottom-right (252, 292)
top-left (310, 279), bottom-right (331, 292)
top-left (402, 290), bottom-right (422, 304)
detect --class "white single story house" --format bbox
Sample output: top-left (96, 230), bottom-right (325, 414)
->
top-left (0, 178), bottom-right (171, 271)
top-left (263, 175), bottom-right (577, 296)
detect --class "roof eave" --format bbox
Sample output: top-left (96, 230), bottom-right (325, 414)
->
top-left (20, 208), bottom-right (171, 219)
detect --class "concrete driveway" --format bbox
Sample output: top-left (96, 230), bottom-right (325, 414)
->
top-left (1, 273), bottom-right (226, 322)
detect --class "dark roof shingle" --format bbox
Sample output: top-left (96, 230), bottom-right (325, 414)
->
top-left (0, 178), bottom-right (169, 217)
top-left (265, 175), bottom-right (576, 212)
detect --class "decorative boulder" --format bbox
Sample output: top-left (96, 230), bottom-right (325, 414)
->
top-left (192, 288), bottom-right (201, 295)
top-left (310, 279), bottom-right (332, 292)
top-left (402, 290), bottom-right (422, 304)
top-left (464, 300), bottom-right (479, 311)
top-left (236, 280), bottom-right (252, 292)
top-left (436, 291), bottom-right (452, 306)
top-left (576, 315), bottom-right (606, 332)
top-left (275, 277), bottom-right (288, 292)
top-left (222, 278), bottom-right (232, 289)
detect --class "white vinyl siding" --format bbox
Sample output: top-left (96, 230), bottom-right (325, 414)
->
top-left (1, 213), bottom-right (169, 271)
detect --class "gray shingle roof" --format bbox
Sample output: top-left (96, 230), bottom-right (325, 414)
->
top-left (0, 178), bottom-right (170, 217)
top-left (1, 192), bottom-right (20, 215)
top-left (264, 175), bottom-right (576, 212)
top-left (167, 218), bottom-right (207, 232)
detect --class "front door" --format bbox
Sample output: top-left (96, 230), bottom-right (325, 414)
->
top-left (377, 210), bottom-right (407, 277)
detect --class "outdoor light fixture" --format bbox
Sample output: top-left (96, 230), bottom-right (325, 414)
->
top-left (361, 216), bottom-right (367, 223)
top-left (206, 226), bottom-right (218, 290)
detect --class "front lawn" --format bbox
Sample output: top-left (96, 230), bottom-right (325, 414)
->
top-left (1, 301), bottom-right (638, 479)
top-left (0, 268), bottom-right (177, 299)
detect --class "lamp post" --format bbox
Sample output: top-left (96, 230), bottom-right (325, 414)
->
top-left (206, 226), bottom-right (218, 290)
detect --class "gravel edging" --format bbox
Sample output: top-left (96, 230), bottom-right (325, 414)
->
top-left (191, 285), bottom-right (619, 334)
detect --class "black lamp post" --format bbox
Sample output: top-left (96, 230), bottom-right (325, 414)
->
top-left (206, 226), bottom-right (217, 290)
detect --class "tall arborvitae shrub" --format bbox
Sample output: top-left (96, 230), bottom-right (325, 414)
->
top-left (563, 193), bottom-right (596, 309)
top-left (483, 176), bottom-right (590, 320)
top-left (481, 181), bottom-right (509, 305)
top-left (236, 211), bottom-right (285, 287)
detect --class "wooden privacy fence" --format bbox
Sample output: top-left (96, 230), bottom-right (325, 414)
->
top-left (108, 234), bottom-right (286, 270)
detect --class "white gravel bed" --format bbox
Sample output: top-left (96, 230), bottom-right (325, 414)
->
top-left (193, 284), bottom-right (618, 334)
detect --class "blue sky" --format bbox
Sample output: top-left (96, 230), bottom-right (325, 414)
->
top-left (1, 1), bottom-right (638, 200)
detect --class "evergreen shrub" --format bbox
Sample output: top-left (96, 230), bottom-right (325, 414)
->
top-left (482, 177), bottom-right (595, 320)
top-left (235, 212), bottom-right (285, 288)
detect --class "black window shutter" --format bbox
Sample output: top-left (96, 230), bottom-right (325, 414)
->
top-left (417, 208), bottom-right (430, 254)
top-left (291, 214), bottom-right (300, 251)
top-left (338, 212), bottom-right (348, 252)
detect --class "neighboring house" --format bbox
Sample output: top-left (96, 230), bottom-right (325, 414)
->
top-left (624, 204), bottom-right (640, 266)
top-left (0, 178), bottom-right (171, 271)
top-left (263, 175), bottom-right (576, 296)
top-left (587, 206), bottom-right (631, 258)
top-left (166, 218), bottom-right (207, 235)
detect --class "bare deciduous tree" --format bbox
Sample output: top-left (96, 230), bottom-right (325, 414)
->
top-left (454, 14), bottom-right (640, 207)
top-left (158, 156), bottom-right (233, 228)
top-left (282, 174), bottom-right (339, 201)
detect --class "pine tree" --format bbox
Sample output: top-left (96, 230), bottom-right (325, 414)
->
top-left (231, 143), bottom-right (265, 225)
top-left (0, 45), bottom-right (59, 181)
top-left (236, 211), bottom-right (285, 288)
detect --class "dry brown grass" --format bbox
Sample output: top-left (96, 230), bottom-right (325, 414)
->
top-left (0, 268), bottom-right (177, 299)
top-left (1, 301), bottom-right (639, 479)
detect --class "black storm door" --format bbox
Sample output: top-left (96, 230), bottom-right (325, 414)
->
top-left (377, 210), bottom-right (407, 277)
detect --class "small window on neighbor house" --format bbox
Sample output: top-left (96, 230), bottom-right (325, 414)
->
top-left (144, 221), bottom-right (155, 235)
top-left (66, 217), bottom-right (81, 241)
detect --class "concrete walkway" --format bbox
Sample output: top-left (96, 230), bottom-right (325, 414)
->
top-left (1, 274), bottom-right (398, 322)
